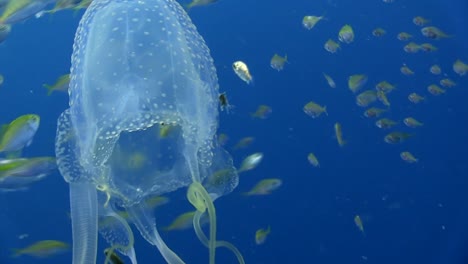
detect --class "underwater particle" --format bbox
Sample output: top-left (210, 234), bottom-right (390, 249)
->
top-left (408, 93), bottom-right (425, 104)
top-left (453, 59), bottom-right (468, 76)
top-left (307, 153), bottom-right (320, 167)
top-left (255, 226), bottom-right (271, 245)
top-left (400, 151), bottom-right (418, 163)
top-left (238, 152), bottom-right (264, 173)
top-left (384, 132), bottom-right (413, 144)
top-left (251, 105), bottom-right (272, 119)
top-left (403, 117), bottom-right (424, 128)
top-left (303, 101), bottom-right (327, 118)
top-left (338, 24), bottom-right (354, 44)
top-left (302, 15), bottom-right (325, 30)
top-left (421, 26), bottom-right (451, 39)
top-left (334, 122), bottom-right (345, 147)
top-left (348, 74), bottom-right (368, 93)
top-left (232, 60), bottom-right (253, 85)
top-left (244, 178), bottom-right (282, 196)
top-left (270, 54), bottom-right (288, 71)
top-left (427, 84), bottom-right (446, 95)
top-left (324, 39), bottom-right (340, 53)
top-left (323, 73), bottom-right (336, 88)
top-left (375, 118), bottom-right (398, 129)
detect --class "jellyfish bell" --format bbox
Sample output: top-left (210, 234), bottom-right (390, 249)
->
top-left (55, 0), bottom-right (243, 263)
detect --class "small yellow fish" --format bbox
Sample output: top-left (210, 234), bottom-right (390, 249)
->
top-left (420, 43), bottom-right (438, 52)
top-left (397, 32), bottom-right (412, 41)
top-left (233, 136), bottom-right (254, 150)
top-left (354, 215), bottom-right (365, 235)
top-left (413, 16), bottom-right (430, 26)
top-left (348, 74), bottom-right (368, 93)
top-left (0, 114), bottom-right (40, 153)
top-left (244, 178), bottom-right (282, 196)
top-left (338, 24), bottom-right (354, 44)
top-left (421, 26), bottom-right (451, 39)
top-left (427, 84), bottom-right (445, 95)
top-left (384, 132), bottom-right (413, 144)
top-left (440, 78), bottom-right (456, 88)
top-left (163, 211), bottom-right (196, 231)
top-left (453, 59), bottom-right (468, 76)
top-left (356, 90), bottom-right (377, 107)
top-left (302, 15), bottom-right (325, 30)
top-left (303, 101), bottom-right (327, 118)
top-left (430, 64), bottom-right (442, 75)
top-left (232, 61), bottom-right (253, 85)
top-left (403, 117), bottom-right (423, 128)
top-left (375, 118), bottom-right (398, 129)
top-left (307, 153), bottom-right (320, 167)
top-left (408, 93), bottom-right (425, 104)
top-left (43, 74), bottom-right (70, 95)
top-left (372, 27), bottom-right (386, 37)
top-left (11, 240), bottom-right (68, 258)
top-left (323, 73), bottom-right (336, 88)
top-left (251, 105), bottom-right (272, 119)
top-left (334, 122), bottom-right (346, 147)
top-left (400, 64), bottom-right (414, 76)
top-left (255, 226), bottom-right (271, 245)
top-left (403, 42), bottom-right (421, 53)
top-left (184, 0), bottom-right (218, 11)
top-left (364, 107), bottom-right (387, 118)
top-left (238, 152), bottom-right (263, 173)
top-left (324, 39), bottom-right (340, 53)
top-left (400, 151), bottom-right (418, 163)
top-left (270, 54), bottom-right (288, 71)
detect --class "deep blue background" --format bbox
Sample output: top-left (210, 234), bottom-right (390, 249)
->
top-left (1, 0), bottom-right (468, 263)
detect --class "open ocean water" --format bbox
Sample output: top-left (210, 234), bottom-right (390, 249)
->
top-left (0, 0), bottom-right (468, 263)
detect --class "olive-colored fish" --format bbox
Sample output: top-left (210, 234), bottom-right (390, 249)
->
top-left (421, 26), bottom-right (451, 39)
top-left (244, 178), bottom-right (282, 196)
top-left (453, 59), bottom-right (468, 76)
top-left (440, 78), bottom-right (456, 88)
top-left (430, 64), bottom-right (442, 75)
top-left (364, 107), bottom-right (387, 118)
top-left (404, 117), bottom-right (423, 128)
top-left (397, 32), bottom-right (412, 41)
top-left (348, 74), bottom-right (368, 93)
top-left (232, 61), bottom-right (253, 85)
top-left (43, 74), bottom-right (70, 95)
top-left (233, 136), bottom-right (254, 150)
top-left (0, 157), bottom-right (56, 191)
top-left (217, 133), bottom-right (229, 146)
top-left (400, 64), bottom-right (414, 76)
top-left (375, 118), bottom-right (398, 129)
top-left (238, 152), bottom-right (263, 173)
top-left (377, 91), bottom-right (390, 107)
top-left (400, 151), bottom-right (418, 163)
top-left (338, 24), bottom-right (354, 43)
top-left (270, 54), bottom-right (288, 71)
top-left (255, 226), bottom-right (271, 245)
top-left (420, 43), bottom-right (438, 52)
top-left (0, 114), bottom-right (40, 153)
top-left (372, 27), bottom-right (386, 37)
top-left (354, 215), bottom-right (365, 235)
top-left (184, 0), bottom-right (218, 11)
top-left (303, 101), bottom-right (327, 118)
top-left (413, 16), bottom-right (430, 26)
top-left (251, 105), bottom-right (272, 119)
top-left (323, 73), bottom-right (336, 88)
top-left (307, 152), bottom-right (320, 167)
top-left (324, 39), bottom-right (340, 53)
top-left (334, 122), bottom-right (346, 147)
top-left (384, 132), bottom-right (413, 144)
top-left (302, 15), bottom-right (325, 30)
top-left (403, 42), bottom-right (420, 53)
top-left (427, 84), bottom-right (445, 95)
top-left (11, 240), bottom-right (68, 258)
top-left (356, 90), bottom-right (377, 107)
top-left (408, 93), bottom-right (425, 104)
top-left (375, 81), bottom-right (396, 93)
top-left (163, 211), bottom-right (197, 231)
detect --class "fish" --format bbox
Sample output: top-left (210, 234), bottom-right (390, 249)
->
top-left (0, 114), bottom-right (40, 153)
top-left (244, 178), bottom-right (282, 196)
top-left (255, 226), bottom-right (271, 245)
top-left (232, 61), bottom-right (253, 85)
top-left (334, 122), bottom-right (345, 147)
top-left (303, 101), bottom-right (327, 118)
top-left (338, 24), bottom-right (354, 44)
top-left (43, 74), bottom-right (70, 95)
top-left (324, 39), bottom-right (340, 53)
top-left (270, 54), bottom-right (288, 71)
top-left (238, 152), bottom-right (263, 173)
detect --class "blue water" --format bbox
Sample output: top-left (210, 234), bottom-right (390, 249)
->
top-left (1, 0), bottom-right (468, 263)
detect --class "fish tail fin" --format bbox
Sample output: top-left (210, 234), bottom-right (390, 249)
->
top-left (183, 3), bottom-right (193, 12)
top-left (43, 84), bottom-right (54, 96)
top-left (248, 76), bottom-right (255, 86)
top-left (324, 106), bottom-right (328, 116)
